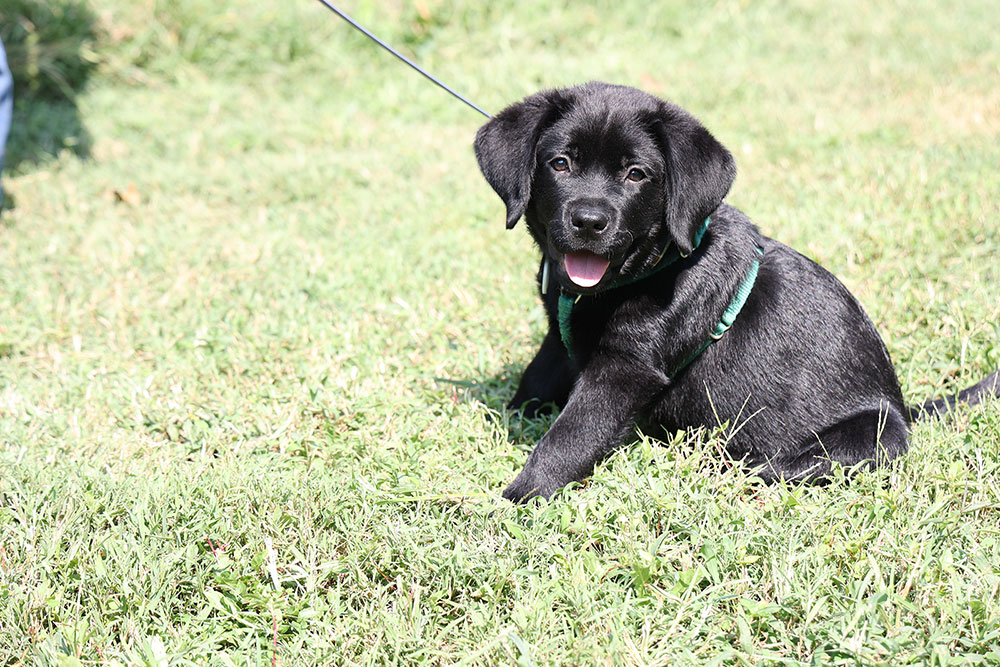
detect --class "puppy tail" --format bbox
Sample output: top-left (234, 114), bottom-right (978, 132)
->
top-left (908, 369), bottom-right (1000, 421)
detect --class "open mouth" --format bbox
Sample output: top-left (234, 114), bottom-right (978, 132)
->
top-left (563, 251), bottom-right (611, 288)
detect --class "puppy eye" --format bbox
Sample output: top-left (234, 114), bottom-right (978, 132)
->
top-left (626, 168), bottom-right (646, 182)
top-left (550, 157), bottom-right (570, 172)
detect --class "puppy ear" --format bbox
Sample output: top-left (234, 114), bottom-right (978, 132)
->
top-left (474, 90), bottom-right (568, 229)
top-left (653, 104), bottom-right (736, 254)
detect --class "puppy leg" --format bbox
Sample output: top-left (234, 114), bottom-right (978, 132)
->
top-left (508, 331), bottom-right (575, 418)
top-left (750, 407), bottom-right (909, 483)
top-left (504, 358), bottom-right (665, 501)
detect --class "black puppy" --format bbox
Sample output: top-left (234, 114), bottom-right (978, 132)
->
top-left (474, 82), bottom-right (999, 502)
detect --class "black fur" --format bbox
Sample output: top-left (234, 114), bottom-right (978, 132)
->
top-left (474, 82), bottom-right (1000, 502)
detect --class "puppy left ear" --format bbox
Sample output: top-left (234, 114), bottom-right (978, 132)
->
top-left (652, 103), bottom-right (736, 254)
top-left (474, 90), bottom-right (569, 229)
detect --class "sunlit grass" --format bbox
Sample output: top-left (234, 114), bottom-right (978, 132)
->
top-left (1, 0), bottom-right (998, 663)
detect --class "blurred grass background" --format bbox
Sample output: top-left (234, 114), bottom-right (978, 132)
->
top-left (1, 0), bottom-right (998, 663)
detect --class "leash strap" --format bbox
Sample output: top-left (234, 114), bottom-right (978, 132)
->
top-left (318, 0), bottom-right (492, 119)
top-left (557, 293), bottom-right (578, 357)
top-left (668, 247), bottom-right (763, 378)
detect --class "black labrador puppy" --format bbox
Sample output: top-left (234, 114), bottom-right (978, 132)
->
top-left (474, 81), bottom-right (999, 502)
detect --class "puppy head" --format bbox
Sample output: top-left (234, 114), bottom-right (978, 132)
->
top-left (474, 82), bottom-right (736, 292)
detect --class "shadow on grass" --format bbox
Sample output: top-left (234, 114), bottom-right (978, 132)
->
top-left (436, 360), bottom-right (560, 446)
top-left (1, 0), bottom-right (97, 187)
top-left (437, 361), bottom-right (521, 410)
top-left (6, 97), bottom-right (91, 171)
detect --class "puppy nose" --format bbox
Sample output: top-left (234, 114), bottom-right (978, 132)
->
top-left (571, 206), bottom-right (610, 235)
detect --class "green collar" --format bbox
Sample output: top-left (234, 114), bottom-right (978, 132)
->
top-left (551, 217), bottom-right (762, 379)
top-left (551, 217), bottom-right (711, 359)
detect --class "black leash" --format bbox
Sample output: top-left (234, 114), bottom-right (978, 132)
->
top-left (316, 0), bottom-right (492, 119)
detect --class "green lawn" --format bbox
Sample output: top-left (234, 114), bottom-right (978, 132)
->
top-left (1, 0), bottom-right (999, 664)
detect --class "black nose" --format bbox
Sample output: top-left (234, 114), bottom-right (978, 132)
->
top-left (570, 206), bottom-right (610, 235)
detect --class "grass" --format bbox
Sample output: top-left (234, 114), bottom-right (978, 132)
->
top-left (1, 0), bottom-right (999, 663)
top-left (0, 0), bottom-right (99, 101)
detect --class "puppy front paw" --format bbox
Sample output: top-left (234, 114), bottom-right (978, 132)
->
top-left (501, 464), bottom-right (567, 503)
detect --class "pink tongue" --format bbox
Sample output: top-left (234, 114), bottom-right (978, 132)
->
top-left (564, 251), bottom-right (611, 288)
